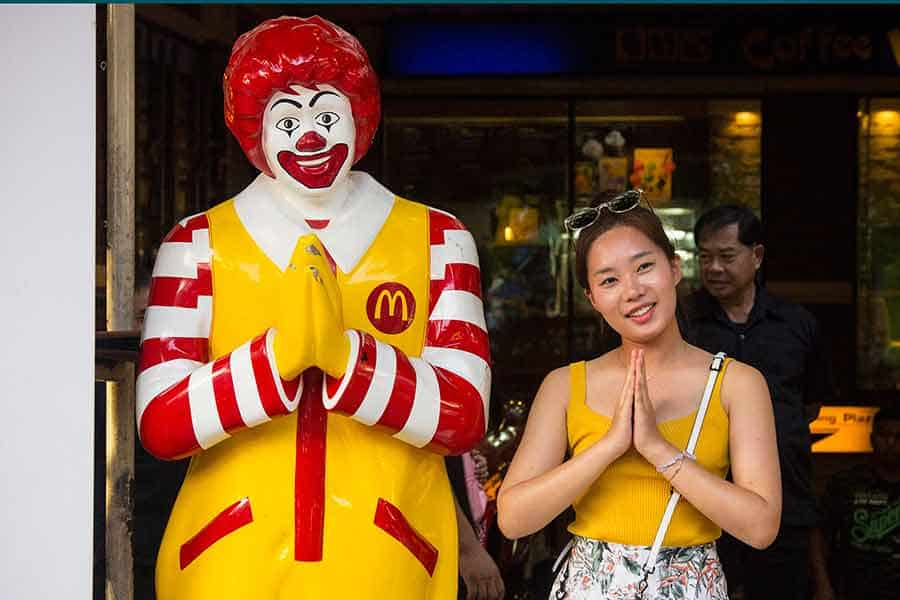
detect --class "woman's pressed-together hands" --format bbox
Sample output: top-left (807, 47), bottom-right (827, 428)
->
top-left (608, 349), bottom-right (679, 470)
top-left (497, 348), bottom-right (689, 540)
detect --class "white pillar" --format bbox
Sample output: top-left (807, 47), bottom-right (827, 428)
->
top-left (0, 5), bottom-right (96, 599)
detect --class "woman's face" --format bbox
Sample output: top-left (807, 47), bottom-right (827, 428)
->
top-left (585, 225), bottom-right (682, 344)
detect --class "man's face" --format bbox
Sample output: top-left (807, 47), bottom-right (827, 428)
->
top-left (696, 223), bottom-right (762, 303)
top-left (262, 84), bottom-right (356, 195)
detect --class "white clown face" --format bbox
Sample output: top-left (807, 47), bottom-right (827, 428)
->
top-left (262, 84), bottom-right (356, 195)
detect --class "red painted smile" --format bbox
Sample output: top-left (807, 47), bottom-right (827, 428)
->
top-left (277, 143), bottom-right (349, 189)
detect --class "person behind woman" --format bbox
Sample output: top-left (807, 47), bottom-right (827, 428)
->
top-left (497, 191), bottom-right (781, 599)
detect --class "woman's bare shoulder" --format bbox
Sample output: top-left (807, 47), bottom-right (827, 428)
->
top-left (684, 343), bottom-right (715, 366)
top-left (533, 364), bottom-right (572, 410)
top-left (719, 358), bottom-right (770, 414)
top-left (538, 352), bottom-right (618, 410)
top-left (723, 359), bottom-right (767, 388)
top-left (541, 364), bottom-right (570, 391)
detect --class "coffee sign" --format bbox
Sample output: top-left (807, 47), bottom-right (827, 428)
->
top-left (742, 27), bottom-right (873, 71)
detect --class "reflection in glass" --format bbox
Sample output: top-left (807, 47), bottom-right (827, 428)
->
top-left (382, 98), bottom-right (763, 397)
top-left (383, 102), bottom-right (570, 421)
top-left (858, 98), bottom-right (900, 390)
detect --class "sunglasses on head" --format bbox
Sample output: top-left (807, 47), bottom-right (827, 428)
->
top-left (563, 188), bottom-right (650, 236)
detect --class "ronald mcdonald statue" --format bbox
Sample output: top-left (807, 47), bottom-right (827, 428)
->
top-left (136, 16), bottom-right (490, 599)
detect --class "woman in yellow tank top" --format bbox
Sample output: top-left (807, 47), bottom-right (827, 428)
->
top-left (497, 191), bottom-right (781, 599)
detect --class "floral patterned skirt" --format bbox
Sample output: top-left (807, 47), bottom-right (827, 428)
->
top-left (549, 536), bottom-right (728, 600)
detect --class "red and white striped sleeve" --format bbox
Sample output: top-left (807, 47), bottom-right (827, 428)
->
top-left (322, 208), bottom-right (490, 455)
top-left (136, 213), bottom-right (302, 460)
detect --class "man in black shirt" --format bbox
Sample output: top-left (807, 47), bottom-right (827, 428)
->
top-left (811, 407), bottom-right (900, 600)
top-left (682, 204), bottom-right (835, 600)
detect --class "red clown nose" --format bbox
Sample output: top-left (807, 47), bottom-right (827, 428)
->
top-left (295, 131), bottom-right (327, 152)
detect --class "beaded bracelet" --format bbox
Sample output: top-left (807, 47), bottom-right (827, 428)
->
top-left (655, 451), bottom-right (696, 473)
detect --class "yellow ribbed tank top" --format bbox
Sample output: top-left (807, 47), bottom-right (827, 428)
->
top-left (566, 359), bottom-right (731, 546)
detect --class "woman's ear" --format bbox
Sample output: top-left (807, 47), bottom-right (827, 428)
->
top-left (672, 254), bottom-right (683, 286)
top-left (584, 287), bottom-right (599, 313)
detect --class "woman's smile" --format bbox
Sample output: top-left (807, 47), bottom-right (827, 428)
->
top-left (626, 302), bottom-right (657, 324)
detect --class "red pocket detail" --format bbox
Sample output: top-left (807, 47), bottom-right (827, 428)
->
top-left (179, 498), bottom-right (253, 569)
top-left (374, 498), bottom-right (438, 576)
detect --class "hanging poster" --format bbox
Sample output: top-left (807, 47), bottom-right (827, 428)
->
top-left (631, 148), bottom-right (675, 204)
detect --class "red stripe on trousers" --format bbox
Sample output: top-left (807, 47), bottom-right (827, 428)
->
top-left (295, 369), bottom-right (328, 562)
top-left (179, 498), bottom-right (253, 569)
top-left (376, 349), bottom-right (416, 431)
top-left (211, 355), bottom-right (244, 432)
top-left (374, 498), bottom-right (438, 576)
top-left (325, 331), bottom-right (376, 415)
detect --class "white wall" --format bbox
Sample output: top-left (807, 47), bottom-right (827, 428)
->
top-left (0, 5), bottom-right (96, 599)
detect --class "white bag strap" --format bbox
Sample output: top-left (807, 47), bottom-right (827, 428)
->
top-left (552, 537), bottom-right (575, 575)
top-left (642, 352), bottom-right (726, 573)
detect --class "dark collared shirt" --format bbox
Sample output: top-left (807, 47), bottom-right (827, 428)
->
top-left (681, 285), bottom-right (835, 527)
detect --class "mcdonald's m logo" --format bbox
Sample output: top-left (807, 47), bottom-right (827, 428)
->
top-left (366, 282), bottom-right (416, 335)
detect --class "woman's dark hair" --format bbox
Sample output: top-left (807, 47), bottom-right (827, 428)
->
top-left (574, 194), bottom-right (676, 291)
top-left (693, 204), bottom-right (762, 248)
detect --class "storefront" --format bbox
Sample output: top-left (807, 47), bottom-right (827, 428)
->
top-left (107, 2), bottom-right (900, 435)
top-left (367, 6), bottom-right (900, 427)
top-left (93, 5), bottom-right (900, 599)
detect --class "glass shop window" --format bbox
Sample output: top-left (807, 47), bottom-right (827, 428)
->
top-left (858, 97), bottom-right (900, 390)
top-left (382, 100), bottom-right (570, 421)
top-left (571, 99), bottom-right (762, 358)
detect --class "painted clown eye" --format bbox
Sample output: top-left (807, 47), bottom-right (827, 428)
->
top-left (314, 112), bottom-right (340, 130)
top-left (275, 117), bottom-right (301, 135)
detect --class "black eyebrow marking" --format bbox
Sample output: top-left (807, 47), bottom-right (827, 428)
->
top-left (309, 91), bottom-right (339, 107)
top-left (271, 98), bottom-right (303, 111)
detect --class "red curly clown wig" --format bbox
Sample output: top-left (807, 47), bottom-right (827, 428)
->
top-left (224, 16), bottom-right (381, 177)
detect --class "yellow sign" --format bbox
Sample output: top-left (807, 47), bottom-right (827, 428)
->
top-left (809, 406), bottom-right (880, 453)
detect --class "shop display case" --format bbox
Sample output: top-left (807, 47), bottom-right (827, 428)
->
top-left (383, 100), bottom-right (570, 417)
top-left (570, 99), bottom-right (762, 358)
top-left (857, 97), bottom-right (900, 390)
top-left (383, 97), bottom-right (763, 410)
